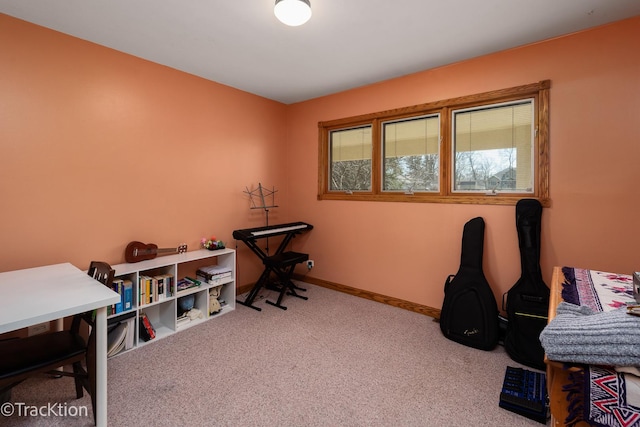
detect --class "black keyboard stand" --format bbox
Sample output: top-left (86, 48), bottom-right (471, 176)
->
top-left (233, 222), bottom-right (312, 311)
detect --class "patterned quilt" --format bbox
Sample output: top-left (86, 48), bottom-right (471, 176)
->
top-left (561, 267), bottom-right (640, 427)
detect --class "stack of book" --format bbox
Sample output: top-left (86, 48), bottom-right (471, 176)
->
top-left (138, 312), bottom-right (156, 341)
top-left (196, 265), bottom-right (232, 285)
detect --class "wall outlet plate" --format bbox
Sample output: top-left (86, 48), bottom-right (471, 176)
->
top-left (307, 260), bottom-right (314, 269)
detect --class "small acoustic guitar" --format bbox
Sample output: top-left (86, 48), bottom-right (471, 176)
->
top-left (125, 241), bottom-right (188, 263)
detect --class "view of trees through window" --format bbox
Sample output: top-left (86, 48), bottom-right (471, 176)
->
top-left (383, 154), bottom-right (439, 191)
top-left (383, 115), bottom-right (439, 192)
top-left (454, 148), bottom-right (517, 191)
top-left (330, 159), bottom-right (372, 191)
top-left (453, 100), bottom-right (533, 193)
top-left (329, 126), bottom-right (372, 191)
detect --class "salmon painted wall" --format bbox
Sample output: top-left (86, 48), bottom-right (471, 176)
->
top-left (286, 16), bottom-right (640, 312)
top-left (0, 14), bottom-right (288, 285)
top-left (2, 13), bottom-right (639, 315)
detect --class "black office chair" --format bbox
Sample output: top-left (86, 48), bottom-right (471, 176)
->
top-left (0, 261), bottom-right (115, 424)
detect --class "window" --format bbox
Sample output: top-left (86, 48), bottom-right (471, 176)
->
top-left (452, 100), bottom-right (533, 194)
top-left (318, 81), bottom-right (550, 205)
top-left (330, 126), bottom-right (372, 192)
top-left (383, 114), bottom-right (440, 192)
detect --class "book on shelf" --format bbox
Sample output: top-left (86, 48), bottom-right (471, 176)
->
top-left (123, 315), bottom-right (135, 350)
top-left (176, 313), bottom-right (191, 328)
top-left (138, 275), bottom-right (149, 306)
top-left (107, 322), bottom-right (127, 357)
top-left (138, 312), bottom-right (156, 341)
top-left (167, 274), bottom-right (175, 296)
top-left (107, 312), bottom-right (136, 356)
top-left (111, 278), bottom-right (124, 314)
top-left (154, 274), bottom-right (173, 301)
top-left (176, 277), bottom-right (201, 292)
top-left (151, 276), bottom-right (158, 303)
top-left (156, 275), bottom-right (164, 301)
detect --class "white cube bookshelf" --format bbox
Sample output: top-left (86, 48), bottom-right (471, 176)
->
top-left (106, 248), bottom-right (235, 356)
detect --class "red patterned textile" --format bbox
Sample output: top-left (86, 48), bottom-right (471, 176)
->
top-left (561, 267), bottom-right (640, 427)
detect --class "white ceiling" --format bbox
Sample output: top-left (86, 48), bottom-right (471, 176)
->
top-left (1, 1), bottom-right (639, 104)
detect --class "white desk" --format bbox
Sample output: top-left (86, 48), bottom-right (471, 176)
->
top-left (0, 263), bottom-right (120, 426)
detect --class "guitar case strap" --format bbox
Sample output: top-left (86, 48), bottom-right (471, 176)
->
top-left (439, 217), bottom-right (499, 350)
top-left (504, 199), bottom-right (550, 370)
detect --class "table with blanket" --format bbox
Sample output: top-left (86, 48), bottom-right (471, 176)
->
top-left (543, 266), bottom-right (640, 427)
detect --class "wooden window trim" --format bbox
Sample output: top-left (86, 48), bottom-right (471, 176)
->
top-left (318, 80), bottom-right (550, 206)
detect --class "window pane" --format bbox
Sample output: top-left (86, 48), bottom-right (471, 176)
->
top-left (453, 100), bottom-right (533, 193)
top-left (330, 126), bottom-right (372, 191)
top-left (383, 115), bottom-right (440, 192)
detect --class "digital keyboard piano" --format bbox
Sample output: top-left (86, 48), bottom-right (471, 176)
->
top-left (233, 221), bottom-right (313, 310)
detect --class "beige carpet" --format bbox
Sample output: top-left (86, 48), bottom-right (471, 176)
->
top-left (3, 283), bottom-right (546, 426)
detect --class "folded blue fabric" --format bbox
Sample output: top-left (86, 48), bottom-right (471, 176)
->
top-left (540, 302), bottom-right (640, 366)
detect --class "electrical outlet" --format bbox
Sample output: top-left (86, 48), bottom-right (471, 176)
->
top-left (306, 260), bottom-right (314, 269)
top-left (28, 322), bottom-right (50, 336)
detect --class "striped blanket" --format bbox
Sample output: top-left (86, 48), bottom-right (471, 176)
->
top-left (558, 267), bottom-right (640, 427)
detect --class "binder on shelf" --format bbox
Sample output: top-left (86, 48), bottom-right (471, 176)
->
top-left (123, 280), bottom-right (133, 310)
top-left (111, 278), bottom-right (124, 314)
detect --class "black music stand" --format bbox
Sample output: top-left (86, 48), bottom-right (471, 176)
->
top-left (244, 183), bottom-right (278, 254)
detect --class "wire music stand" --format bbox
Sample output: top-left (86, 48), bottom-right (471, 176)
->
top-left (243, 183), bottom-right (278, 253)
top-left (244, 183), bottom-right (278, 220)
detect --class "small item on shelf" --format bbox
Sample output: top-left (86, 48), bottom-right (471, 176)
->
top-left (188, 308), bottom-right (203, 320)
top-left (201, 235), bottom-right (225, 251)
top-left (176, 277), bottom-right (200, 292)
top-left (176, 307), bottom-right (203, 327)
top-left (178, 294), bottom-right (195, 314)
top-left (176, 313), bottom-right (191, 327)
top-left (209, 285), bottom-right (222, 315)
top-left (124, 241), bottom-right (187, 263)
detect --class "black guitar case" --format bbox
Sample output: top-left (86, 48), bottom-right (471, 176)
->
top-left (503, 199), bottom-right (550, 370)
top-left (440, 217), bottom-right (499, 351)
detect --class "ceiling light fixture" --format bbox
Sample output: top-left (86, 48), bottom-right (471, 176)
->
top-left (274, 0), bottom-right (312, 27)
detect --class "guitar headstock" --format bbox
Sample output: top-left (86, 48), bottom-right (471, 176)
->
top-left (178, 244), bottom-right (188, 254)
